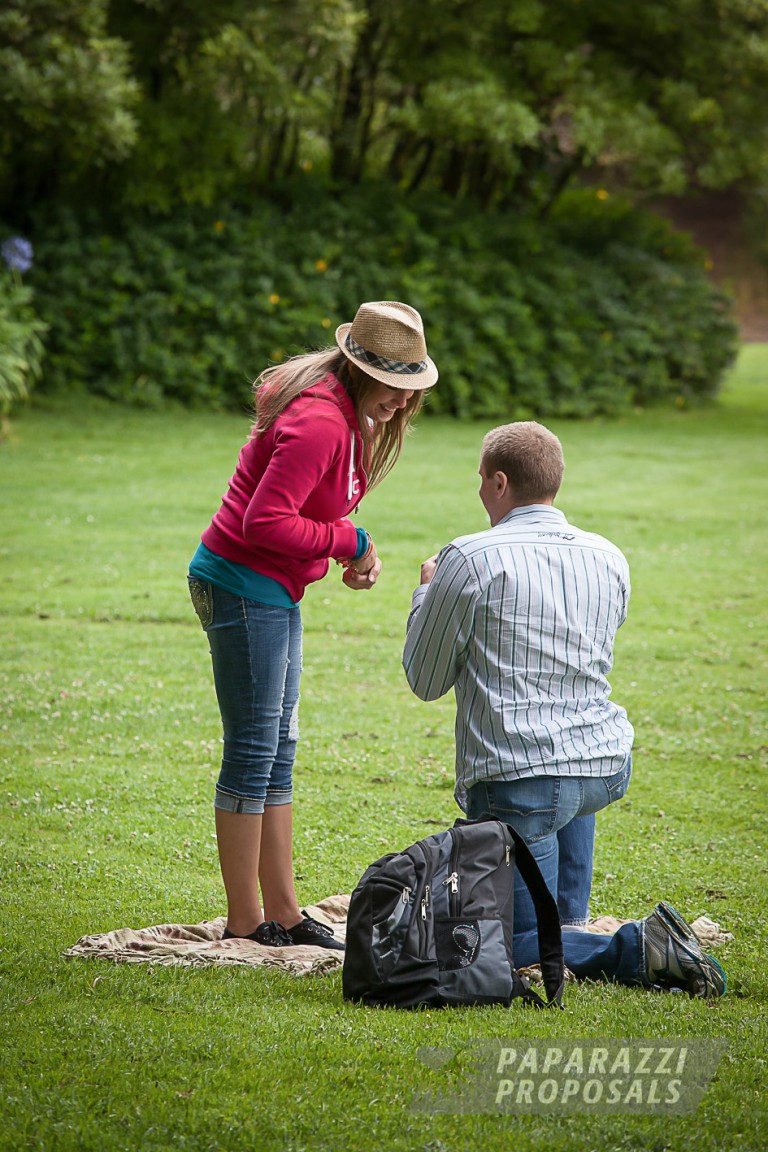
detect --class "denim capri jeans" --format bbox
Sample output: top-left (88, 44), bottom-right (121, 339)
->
top-left (188, 578), bottom-right (302, 814)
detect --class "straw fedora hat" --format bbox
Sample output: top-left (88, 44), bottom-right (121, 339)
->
top-left (335, 301), bottom-right (438, 390)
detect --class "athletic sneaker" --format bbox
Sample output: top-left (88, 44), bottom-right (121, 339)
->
top-left (642, 902), bottom-right (726, 998)
top-left (284, 912), bottom-right (345, 951)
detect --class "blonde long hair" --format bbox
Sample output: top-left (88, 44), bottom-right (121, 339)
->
top-left (252, 347), bottom-right (424, 489)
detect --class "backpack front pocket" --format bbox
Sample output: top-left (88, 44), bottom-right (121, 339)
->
top-left (370, 875), bottom-right (417, 981)
top-left (435, 918), bottom-right (513, 1004)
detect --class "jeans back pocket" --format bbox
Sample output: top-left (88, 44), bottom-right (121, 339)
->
top-left (188, 577), bottom-right (214, 629)
top-left (606, 755), bottom-right (632, 802)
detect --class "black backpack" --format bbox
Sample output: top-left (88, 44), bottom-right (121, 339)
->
top-left (342, 815), bottom-right (564, 1009)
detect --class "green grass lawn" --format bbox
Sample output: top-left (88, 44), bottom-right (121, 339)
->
top-left (1, 347), bottom-right (767, 1151)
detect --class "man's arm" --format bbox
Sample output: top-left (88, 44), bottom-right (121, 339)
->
top-left (402, 544), bottom-right (477, 700)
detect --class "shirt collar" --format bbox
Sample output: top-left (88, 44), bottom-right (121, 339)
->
top-left (498, 504), bottom-right (568, 527)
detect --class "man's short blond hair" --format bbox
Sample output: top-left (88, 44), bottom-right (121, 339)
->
top-left (481, 421), bottom-right (564, 503)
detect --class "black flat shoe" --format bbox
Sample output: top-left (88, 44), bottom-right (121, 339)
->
top-left (222, 920), bottom-right (294, 947)
top-left (284, 912), bottom-right (345, 951)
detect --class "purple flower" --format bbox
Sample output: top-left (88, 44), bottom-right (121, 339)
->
top-left (2, 236), bottom-right (34, 274)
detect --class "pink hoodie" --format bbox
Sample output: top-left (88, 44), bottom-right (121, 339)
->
top-left (200, 374), bottom-right (368, 602)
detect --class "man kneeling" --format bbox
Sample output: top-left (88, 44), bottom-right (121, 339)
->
top-left (402, 421), bottom-right (725, 997)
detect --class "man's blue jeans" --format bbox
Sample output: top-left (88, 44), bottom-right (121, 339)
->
top-left (556, 812), bottom-right (596, 928)
top-left (515, 920), bottom-right (648, 986)
top-left (466, 757), bottom-right (632, 935)
top-left (467, 760), bottom-right (646, 986)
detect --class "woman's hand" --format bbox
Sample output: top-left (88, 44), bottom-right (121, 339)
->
top-left (342, 557), bottom-right (382, 590)
top-left (352, 538), bottom-right (378, 575)
top-left (338, 536), bottom-right (380, 589)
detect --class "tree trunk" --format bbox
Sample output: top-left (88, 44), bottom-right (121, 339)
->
top-left (441, 146), bottom-right (467, 197)
top-left (329, 11), bottom-right (385, 183)
top-left (537, 149), bottom-right (586, 218)
top-left (404, 140), bottom-right (436, 192)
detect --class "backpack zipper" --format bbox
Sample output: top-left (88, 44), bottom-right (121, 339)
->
top-left (441, 828), bottom-right (460, 916)
top-left (441, 871), bottom-right (459, 910)
top-left (415, 839), bottom-right (437, 948)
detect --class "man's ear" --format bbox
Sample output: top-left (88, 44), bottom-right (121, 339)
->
top-left (494, 470), bottom-right (509, 500)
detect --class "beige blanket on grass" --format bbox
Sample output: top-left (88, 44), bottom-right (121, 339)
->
top-left (64, 896), bottom-right (350, 977)
top-left (64, 896), bottom-right (733, 982)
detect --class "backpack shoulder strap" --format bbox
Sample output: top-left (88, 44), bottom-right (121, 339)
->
top-left (504, 824), bottom-right (565, 1007)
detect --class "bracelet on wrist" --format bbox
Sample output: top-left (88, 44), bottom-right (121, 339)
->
top-left (336, 539), bottom-right (374, 570)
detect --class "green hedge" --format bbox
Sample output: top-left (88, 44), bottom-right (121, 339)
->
top-left (28, 186), bottom-right (738, 417)
top-left (0, 266), bottom-right (48, 420)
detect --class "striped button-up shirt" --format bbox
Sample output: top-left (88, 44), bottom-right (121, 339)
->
top-left (403, 505), bottom-right (634, 810)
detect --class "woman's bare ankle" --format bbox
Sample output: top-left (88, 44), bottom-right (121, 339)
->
top-left (262, 903), bottom-right (302, 928)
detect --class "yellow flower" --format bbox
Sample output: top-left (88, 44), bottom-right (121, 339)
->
top-left (269, 293), bottom-right (280, 305)
top-left (675, 395), bottom-right (686, 408)
top-left (315, 259), bottom-right (328, 273)
top-left (213, 220), bottom-right (225, 233)
top-left (704, 258), bottom-right (714, 270)
top-left (302, 160), bottom-right (313, 172)
top-left (596, 189), bottom-right (610, 201)
top-left (321, 318), bottom-right (331, 329)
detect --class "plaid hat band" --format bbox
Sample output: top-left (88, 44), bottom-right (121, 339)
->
top-left (335, 300), bottom-right (438, 390)
top-left (345, 334), bottom-right (428, 376)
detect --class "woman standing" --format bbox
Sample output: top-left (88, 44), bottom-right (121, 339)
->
top-left (188, 301), bottom-right (437, 948)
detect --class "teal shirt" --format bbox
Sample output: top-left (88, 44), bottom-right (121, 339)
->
top-left (189, 529), bottom-right (369, 609)
top-left (189, 542), bottom-right (299, 609)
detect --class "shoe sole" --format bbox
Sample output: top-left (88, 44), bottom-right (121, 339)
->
top-left (295, 944), bottom-right (345, 950)
top-left (654, 902), bottom-right (726, 997)
top-left (286, 936), bottom-right (345, 950)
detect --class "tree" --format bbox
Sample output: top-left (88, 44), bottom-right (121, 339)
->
top-left (324, 0), bottom-right (768, 209)
top-left (0, 0), bottom-right (139, 221)
top-left (105, 0), bottom-right (360, 209)
top-left (3, 0), bottom-right (767, 217)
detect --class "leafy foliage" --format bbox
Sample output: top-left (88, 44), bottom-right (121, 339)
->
top-left (0, 0), bottom-right (747, 421)
top-left (29, 187), bottom-right (737, 416)
top-left (2, 1), bottom-right (768, 219)
top-left (0, 267), bottom-right (48, 419)
top-left (0, 1), bottom-right (139, 214)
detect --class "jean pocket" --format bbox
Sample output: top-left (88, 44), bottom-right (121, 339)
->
top-left (188, 577), bottom-right (214, 629)
top-left (606, 758), bottom-right (632, 802)
top-left (488, 778), bottom-right (561, 842)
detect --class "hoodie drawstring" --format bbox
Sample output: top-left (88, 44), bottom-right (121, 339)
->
top-left (348, 430), bottom-right (357, 502)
